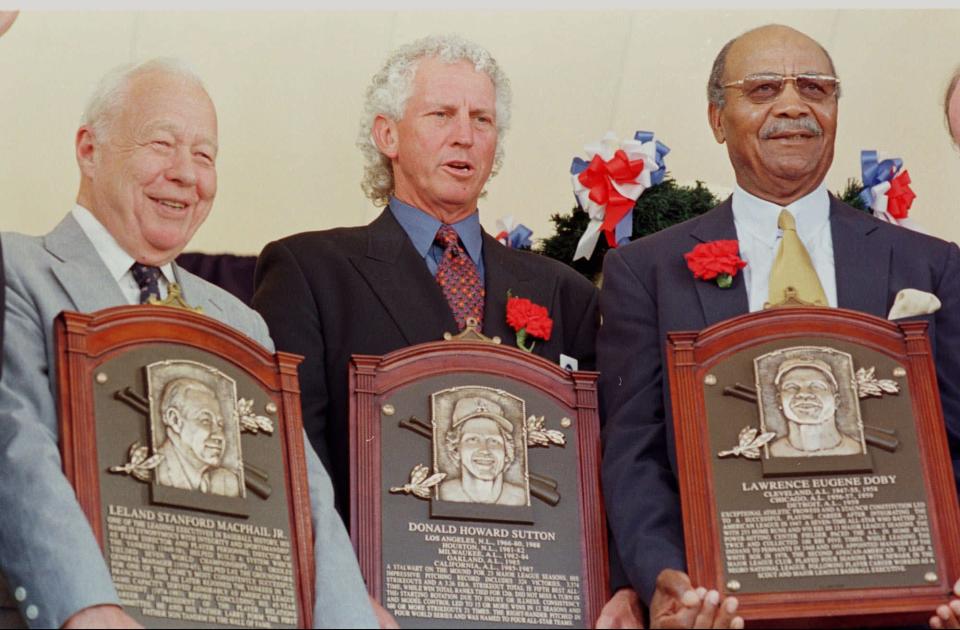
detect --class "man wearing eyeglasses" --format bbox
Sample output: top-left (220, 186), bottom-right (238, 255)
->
top-left (599, 23), bottom-right (960, 628)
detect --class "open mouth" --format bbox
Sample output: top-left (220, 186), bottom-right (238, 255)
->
top-left (148, 196), bottom-right (192, 212)
top-left (443, 161), bottom-right (475, 176)
top-left (471, 454), bottom-right (496, 467)
top-left (791, 402), bottom-right (823, 416)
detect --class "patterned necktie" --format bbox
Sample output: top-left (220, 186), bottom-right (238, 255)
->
top-left (767, 209), bottom-right (828, 308)
top-left (434, 225), bottom-right (484, 330)
top-left (130, 263), bottom-right (162, 304)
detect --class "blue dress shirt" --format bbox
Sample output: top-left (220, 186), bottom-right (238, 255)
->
top-left (389, 197), bottom-right (485, 282)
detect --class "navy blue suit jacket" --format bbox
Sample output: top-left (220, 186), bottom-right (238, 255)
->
top-left (598, 196), bottom-right (960, 603)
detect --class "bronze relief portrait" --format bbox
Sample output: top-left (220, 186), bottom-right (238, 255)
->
top-left (755, 347), bottom-right (868, 464)
top-left (147, 360), bottom-right (246, 499)
top-left (431, 386), bottom-right (531, 507)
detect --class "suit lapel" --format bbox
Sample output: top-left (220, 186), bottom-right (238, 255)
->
top-left (45, 213), bottom-right (127, 313)
top-left (350, 210), bottom-right (457, 345)
top-left (173, 264), bottom-right (224, 317)
top-left (689, 199), bottom-right (750, 326)
top-left (482, 234), bottom-right (557, 357)
top-left (831, 197), bottom-right (890, 317)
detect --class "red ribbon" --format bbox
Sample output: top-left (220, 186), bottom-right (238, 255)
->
top-left (577, 149), bottom-right (645, 247)
top-left (886, 170), bottom-right (916, 220)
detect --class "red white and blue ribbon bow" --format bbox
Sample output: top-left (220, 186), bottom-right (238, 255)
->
top-left (495, 215), bottom-right (533, 249)
top-left (859, 150), bottom-right (921, 231)
top-left (570, 130), bottom-right (669, 261)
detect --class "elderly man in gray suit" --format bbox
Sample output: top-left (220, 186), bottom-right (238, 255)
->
top-left (0, 59), bottom-right (376, 629)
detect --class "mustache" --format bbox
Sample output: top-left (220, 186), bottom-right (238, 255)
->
top-left (760, 118), bottom-right (823, 139)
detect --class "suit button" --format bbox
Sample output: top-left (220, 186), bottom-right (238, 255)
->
top-left (13, 587), bottom-right (25, 602)
top-left (25, 605), bottom-right (38, 620)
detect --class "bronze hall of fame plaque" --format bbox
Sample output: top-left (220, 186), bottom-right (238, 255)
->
top-left (350, 326), bottom-right (608, 629)
top-left (56, 305), bottom-right (315, 629)
top-left (667, 307), bottom-right (960, 627)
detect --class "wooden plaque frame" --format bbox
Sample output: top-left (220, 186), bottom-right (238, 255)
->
top-left (350, 338), bottom-right (608, 628)
top-left (56, 305), bottom-right (314, 629)
top-left (667, 306), bottom-right (960, 627)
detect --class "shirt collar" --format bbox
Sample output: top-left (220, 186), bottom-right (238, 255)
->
top-left (731, 182), bottom-right (830, 247)
top-left (71, 204), bottom-right (176, 284)
top-left (388, 196), bottom-right (484, 265)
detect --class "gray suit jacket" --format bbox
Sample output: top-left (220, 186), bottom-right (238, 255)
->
top-left (0, 213), bottom-right (376, 628)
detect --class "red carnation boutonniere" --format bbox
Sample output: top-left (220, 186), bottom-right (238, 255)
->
top-left (506, 292), bottom-right (553, 353)
top-left (684, 240), bottom-right (747, 289)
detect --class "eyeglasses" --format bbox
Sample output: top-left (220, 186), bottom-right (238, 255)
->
top-left (722, 73), bottom-right (840, 104)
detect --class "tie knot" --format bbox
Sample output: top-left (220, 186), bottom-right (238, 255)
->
top-left (435, 225), bottom-right (461, 249)
top-left (131, 263), bottom-right (162, 304)
top-left (131, 263), bottom-right (161, 287)
top-left (778, 209), bottom-right (797, 232)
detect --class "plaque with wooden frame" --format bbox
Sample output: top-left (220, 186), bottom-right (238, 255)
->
top-left (350, 326), bottom-right (608, 628)
top-left (56, 305), bottom-right (314, 629)
top-left (667, 306), bottom-right (960, 627)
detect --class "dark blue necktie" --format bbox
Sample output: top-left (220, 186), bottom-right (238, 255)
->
top-left (130, 263), bottom-right (162, 304)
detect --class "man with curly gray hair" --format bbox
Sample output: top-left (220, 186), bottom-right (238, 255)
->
top-left (254, 33), bottom-right (642, 628)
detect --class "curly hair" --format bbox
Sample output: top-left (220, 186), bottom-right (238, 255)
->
top-left (357, 34), bottom-right (512, 207)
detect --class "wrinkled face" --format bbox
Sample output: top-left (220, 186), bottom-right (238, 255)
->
top-left (458, 418), bottom-right (507, 481)
top-left (80, 70), bottom-right (218, 265)
top-left (779, 366), bottom-right (838, 426)
top-left (383, 57), bottom-right (498, 221)
top-left (709, 27), bottom-right (838, 204)
top-left (177, 388), bottom-right (226, 466)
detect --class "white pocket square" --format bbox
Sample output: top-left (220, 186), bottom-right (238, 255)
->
top-left (887, 288), bottom-right (941, 320)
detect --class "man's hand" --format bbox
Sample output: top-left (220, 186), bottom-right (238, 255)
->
top-left (930, 578), bottom-right (960, 629)
top-left (596, 587), bottom-right (645, 628)
top-left (0, 11), bottom-right (17, 38)
top-left (62, 604), bottom-right (142, 629)
top-left (369, 595), bottom-right (399, 629)
top-left (649, 569), bottom-right (743, 629)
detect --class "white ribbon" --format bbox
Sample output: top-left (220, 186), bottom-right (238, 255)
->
top-left (571, 131), bottom-right (661, 261)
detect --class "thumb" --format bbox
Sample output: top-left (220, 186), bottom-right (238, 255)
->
top-left (657, 569), bottom-right (699, 607)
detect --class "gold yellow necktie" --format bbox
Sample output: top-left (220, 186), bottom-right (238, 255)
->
top-left (766, 209), bottom-right (828, 308)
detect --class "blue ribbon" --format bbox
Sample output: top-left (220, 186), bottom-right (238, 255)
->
top-left (859, 149), bottom-right (903, 209)
top-left (634, 130), bottom-right (671, 186)
top-left (506, 224), bottom-right (533, 249)
top-left (570, 156), bottom-right (589, 176)
top-left (569, 132), bottom-right (670, 247)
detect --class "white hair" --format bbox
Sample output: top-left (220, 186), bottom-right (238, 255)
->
top-left (81, 57), bottom-right (207, 141)
top-left (357, 34), bottom-right (512, 207)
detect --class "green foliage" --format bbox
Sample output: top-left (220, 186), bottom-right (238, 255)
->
top-left (536, 175), bottom-right (871, 284)
top-left (837, 178), bottom-right (869, 212)
top-left (536, 176), bottom-right (719, 283)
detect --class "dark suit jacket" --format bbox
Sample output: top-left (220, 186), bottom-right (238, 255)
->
top-left (253, 209), bottom-right (599, 517)
top-left (598, 196), bottom-right (960, 604)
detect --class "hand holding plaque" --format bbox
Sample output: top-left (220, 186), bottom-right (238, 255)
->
top-left (667, 307), bottom-right (960, 626)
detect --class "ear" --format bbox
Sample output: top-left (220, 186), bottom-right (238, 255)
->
top-left (76, 126), bottom-right (99, 178)
top-left (164, 408), bottom-right (183, 435)
top-left (371, 114), bottom-right (400, 159)
top-left (708, 103), bottom-right (725, 144)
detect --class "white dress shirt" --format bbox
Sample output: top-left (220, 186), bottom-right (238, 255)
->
top-left (71, 204), bottom-right (175, 305)
top-left (731, 183), bottom-right (838, 312)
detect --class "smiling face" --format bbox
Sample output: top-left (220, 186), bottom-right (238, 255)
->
top-left (373, 56), bottom-right (498, 223)
top-left (457, 417), bottom-right (508, 482)
top-left (778, 366), bottom-right (838, 426)
top-left (76, 69), bottom-right (218, 265)
top-left (709, 26), bottom-right (838, 205)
